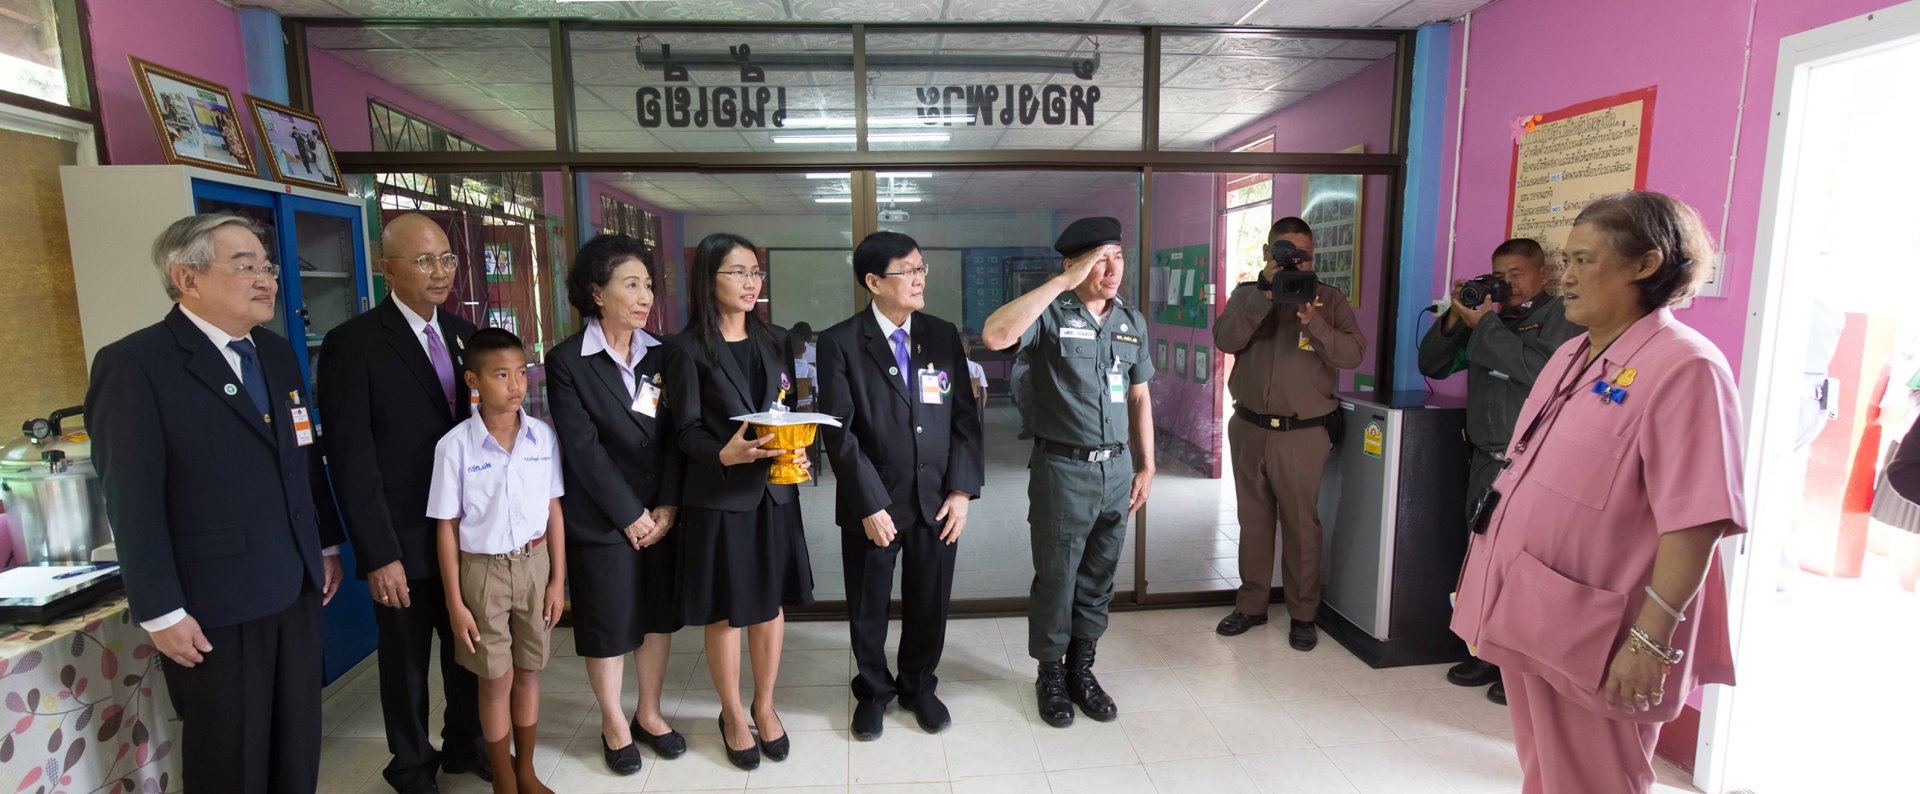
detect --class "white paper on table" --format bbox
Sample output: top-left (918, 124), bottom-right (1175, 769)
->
top-left (729, 411), bottom-right (844, 428)
top-left (0, 565), bottom-right (118, 601)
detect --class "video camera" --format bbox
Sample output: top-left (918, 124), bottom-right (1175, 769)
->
top-left (1262, 240), bottom-right (1319, 305)
top-left (1456, 274), bottom-right (1512, 309)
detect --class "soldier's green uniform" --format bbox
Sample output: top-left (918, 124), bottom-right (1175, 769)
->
top-left (1015, 291), bottom-right (1153, 662)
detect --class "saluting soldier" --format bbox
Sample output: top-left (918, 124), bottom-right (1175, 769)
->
top-left (980, 217), bottom-right (1155, 729)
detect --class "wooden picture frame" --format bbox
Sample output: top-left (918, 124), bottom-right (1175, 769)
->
top-left (129, 57), bottom-right (255, 177)
top-left (246, 95), bottom-right (344, 193)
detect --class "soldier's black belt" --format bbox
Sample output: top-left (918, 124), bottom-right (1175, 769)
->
top-left (1235, 406), bottom-right (1332, 432)
top-left (1038, 439), bottom-right (1128, 462)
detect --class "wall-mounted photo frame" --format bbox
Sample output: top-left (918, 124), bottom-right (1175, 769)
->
top-left (1194, 345), bottom-right (1211, 384)
top-left (130, 56), bottom-right (255, 178)
top-left (1154, 338), bottom-right (1169, 370)
top-left (1173, 342), bottom-right (1188, 380)
top-left (246, 95), bottom-right (344, 193)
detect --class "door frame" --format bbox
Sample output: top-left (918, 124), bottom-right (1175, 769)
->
top-left (1707, 3), bottom-right (1920, 790)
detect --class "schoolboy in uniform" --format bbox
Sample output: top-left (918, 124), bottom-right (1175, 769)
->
top-left (427, 328), bottom-right (568, 794)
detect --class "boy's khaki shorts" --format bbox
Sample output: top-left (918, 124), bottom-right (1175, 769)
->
top-left (454, 539), bottom-right (552, 680)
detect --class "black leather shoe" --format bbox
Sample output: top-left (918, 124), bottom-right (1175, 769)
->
top-left (899, 691), bottom-right (952, 733)
top-left (1447, 658), bottom-right (1502, 688)
top-left (1036, 660), bottom-right (1074, 728)
top-left (441, 749), bottom-right (493, 783)
top-left (852, 699), bottom-right (886, 741)
top-left (718, 714), bottom-right (760, 770)
top-left (633, 716), bottom-right (687, 759)
top-left (1215, 610), bottom-right (1268, 636)
top-left (601, 735), bottom-right (643, 776)
top-left (1488, 681), bottom-right (1508, 706)
top-left (1065, 639), bottom-right (1118, 722)
top-left (754, 709), bottom-right (790, 762)
top-left (393, 780), bottom-right (440, 794)
top-left (1288, 619), bottom-right (1318, 652)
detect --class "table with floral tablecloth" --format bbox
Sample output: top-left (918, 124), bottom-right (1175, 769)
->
top-left (0, 597), bottom-right (178, 794)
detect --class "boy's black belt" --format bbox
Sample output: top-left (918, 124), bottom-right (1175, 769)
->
top-left (1235, 405), bottom-right (1332, 432)
top-left (1038, 439), bottom-right (1128, 462)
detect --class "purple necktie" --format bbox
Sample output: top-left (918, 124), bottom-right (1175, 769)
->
top-left (423, 324), bottom-right (456, 412)
top-left (890, 328), bottom-right (910, 390)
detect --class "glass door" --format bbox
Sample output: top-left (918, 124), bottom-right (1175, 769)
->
top-left (281, 195), bottom-right (368, 390)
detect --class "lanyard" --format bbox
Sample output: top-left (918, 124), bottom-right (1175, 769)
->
top-left (1509, 339), bottom-right (1609, 460)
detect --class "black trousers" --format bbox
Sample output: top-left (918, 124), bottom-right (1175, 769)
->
top-left (161, 591), bottom-right (322, 794)
top-left (374, 578), bottom-right (484, 788)
top-left (842, 516), bottom-right (958, 704)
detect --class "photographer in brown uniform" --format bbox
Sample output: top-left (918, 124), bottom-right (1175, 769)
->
top-left (1212, 217), bottom-right (1364, 651)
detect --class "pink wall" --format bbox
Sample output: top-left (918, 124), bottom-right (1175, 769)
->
top-left (1433, 0), bottom-right (1897, 386)
top-left (89, 0), bottom-right (256, 167)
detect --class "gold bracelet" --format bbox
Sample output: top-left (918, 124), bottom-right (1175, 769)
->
top-left (1627, 625), bottom-right (1684, 666)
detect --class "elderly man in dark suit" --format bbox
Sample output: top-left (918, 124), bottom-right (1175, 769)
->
top-left (817, 230), bottom-right (985, 741)
top-left (86, 213), bottom-right (345, 794)
top-left (318, 213), bottom-right (488, 793)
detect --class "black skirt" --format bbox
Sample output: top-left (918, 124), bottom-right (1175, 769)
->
top-left (569, 530), bottom-right (683, 657)
top-left (676, 493), bottom-right (814, 627)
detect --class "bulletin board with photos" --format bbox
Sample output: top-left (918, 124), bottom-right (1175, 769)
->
top-left (1302, 147), bottom-right (1365, 306)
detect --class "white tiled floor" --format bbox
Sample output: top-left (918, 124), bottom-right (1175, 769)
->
top-left (318, 607), bottom-right (1706, 793)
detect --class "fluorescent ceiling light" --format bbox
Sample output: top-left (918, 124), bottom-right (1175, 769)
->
top-left (814, 196), bottom-right (925, 204)
top-left (804, 172), bottom-right (934, 179)
top-left (782, 115), bottom-right (973, 129)
top-left (880, 196), bottom-right (923, 203)
top-left (773, 132), bottom-right (949, 144)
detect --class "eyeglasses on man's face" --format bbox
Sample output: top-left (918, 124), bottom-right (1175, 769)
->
top-left (389, 253), bottom-right (460, 274)
top-left (881, 265), bottom-right (931, 280)
top-left (718, 269), bottom-right (768, 282)
top-left (194, 256), bottom-right (281, 282)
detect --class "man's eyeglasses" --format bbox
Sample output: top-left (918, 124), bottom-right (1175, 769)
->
top-left (194, 259), bottom-right (282, 281)
top-left (718, 269), bottom-right (768, 282)
top-left (389, 253), bottom-right (460, 274)
top-left (881, 265), bottom-right (931, 280)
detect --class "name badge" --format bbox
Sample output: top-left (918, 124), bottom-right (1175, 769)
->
top-left (1107, 372), bottom-right (1126, 403)
top-left (289, 405), bottom-right (314, 447)
top-left (1297, 332), bottom-right (1315, 351)
top-left (919, 368), bottom-right (947, 405)
top-left (1060, 327), bottom-right (1097, 340)
top-left (634, 380), bottom-right (662, 417)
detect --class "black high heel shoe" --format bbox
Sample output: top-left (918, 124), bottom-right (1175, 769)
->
top-left (718, 714), bottom-right (760, 771)
top-left (633, 715), bottom-right (687, 759)
top-left (753, 708), bottom-right (790, 762)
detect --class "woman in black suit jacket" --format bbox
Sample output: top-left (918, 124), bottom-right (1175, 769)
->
top-left (665, 232), bottom-right (813, 770)
top-left (546, 235), bottom-right (687, 775)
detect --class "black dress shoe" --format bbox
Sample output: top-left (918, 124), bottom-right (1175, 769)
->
top-left (1488, 681), bottom-right (1507, 706)
top-left (852, 699), bottom-right (886, 741)
top-left (1215, 610), bottom-right (1268, 636)
top-left (439, 751), bottom-right (491, 783)
top-left (394, 781), bottom-right (440, 794)
top-left (601, 735), bottom-right (643, 776)
top-left (755, 709), bottom-right (791, 762)
top-left (1446, 658), bottom-right (1502, 688)
top-left (1065, 638), bottom-right (1118, 722)
top-left (1289, 619), bottom-right (1318, 652)
top-left (899, 691), bottom-right (952, 733)
top-left (440, 749), bottom-right (493, 783)
top-left (1035, 660), bottom-right (1075, 728)
top-left (718, 714), bottom-right (760, 770)
top-left (633, 716), bottom-right (687, 759)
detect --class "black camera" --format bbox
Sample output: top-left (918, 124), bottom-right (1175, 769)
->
top-left (1457, 274), bottom-right (1512, 309)
top-left (1262, 240), bottom-right (1319, 305)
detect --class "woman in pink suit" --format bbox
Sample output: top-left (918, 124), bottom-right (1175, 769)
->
top-left (1451, 190), bottom-right (1744, 793)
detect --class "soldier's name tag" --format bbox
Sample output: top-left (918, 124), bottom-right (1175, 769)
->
top-left (633, 380), bottom-right (662, 417)
top-left (1113, 333), bottom-right (1142, 346)
top-left (289, 405), bottom-right (314, 447)
top-left (1060, 327), bottom-right (1097, 340)
top-left (1515, 323), bottom-right (1542, 333)
top-left (1107, 372), bottom-right (1126, 403)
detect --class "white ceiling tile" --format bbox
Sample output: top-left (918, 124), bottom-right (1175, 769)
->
top-left (486, 83), bottom-right (557, 109)
top-left (573, 110), bottom-right (641, 133)
top-left (943, 0), bottom-right (1105, 22)
top-left (1217, 35), bottom-right (1356, 59)
top-left (1272, 56), bottom-right (1377, 92)
top-left (1165, 56), bottom-right (1311, 90)
top-left (1374, 0), bottom-right (1494, 26)
top-left (1079, 129), bottom-right (1144, 150)
top-left (1221, 89), bottom-right (1312, 116)
top-left (324, 49), bottom-right (463, 85)
top-left (1241, 0), bottom-right (1406, 27)
top-left (373, 26), bottom-right (549, 50)
top-left (628, 0), bottom-right (789, 22)
top-left (788, 0), bottom-right (944, 21)
top-left (1100, 0), bottom-right (1263, 25)
top-left (306, 26), bottom-right (396, 50)
top-left (1328, 39), bottom-right (1400, 59)
top-left (406, 84), bottom-right (505, 112)
top-left (996, 128), bottom-right (1091, 147)
top-left (422, 50), bottom-right (550, 83)
top-left (1159, 88), bottom-right (1270, 114)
